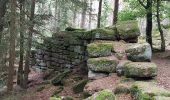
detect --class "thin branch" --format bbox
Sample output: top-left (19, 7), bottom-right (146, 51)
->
top-left (138, 0), bottom-right (147, 9)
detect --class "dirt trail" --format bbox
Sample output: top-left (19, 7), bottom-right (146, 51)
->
top-left (153, 50), bottom-right (170, 90)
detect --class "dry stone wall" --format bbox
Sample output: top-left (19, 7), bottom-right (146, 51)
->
top-left (33, 20), bottom-right (140, 71)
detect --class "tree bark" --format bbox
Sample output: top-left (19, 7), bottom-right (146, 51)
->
top-left (156, 0), bottom-right (165, 51)
top-left (73, 7), bottom-right (77, 27)
top-left (113, 0), bottom-right (119, 25)
top-left (138, 0), bottom-right (153, 49)
top-left (97, 0), bottom-right (102, 28)
top-left (81, 0), bottom-right (87, 28)
top-left (88, 0), bottom-right (92, 29)
top-left (23, 0), bottom-right (35, 89)
top-left (146, 0), bottom-right (153, 49)
top-left (7, 0), bottom-right (17, 92)
top-left (54, 0), bottom-right (59, 32)
top-left (17, 0), bottom-right (25, 87)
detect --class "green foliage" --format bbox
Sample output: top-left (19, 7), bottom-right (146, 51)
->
top-left (118, 10), bottom-right (138, 21)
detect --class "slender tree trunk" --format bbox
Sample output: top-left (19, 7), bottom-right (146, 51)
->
top-left (88, 0), bottom-right (92, 29)
top-left (113, 0), bottom-right (119, 25)
top-left (146, 0), bottom-right (153, 49)
top-left (73, 8), bottom-right (77, 27)
top-left (17, 0), bottom-right (25, 87)
top-left (156, 0), bottom-right (165, 51)
top-left (7, 0), bottom-right (17, 92)
top-left (54, 0), bottom-right (59, 32)
top-left (97, 0), bottom-right (102, 28)
top-left (23, 0), bottom-right (35, 89)
top-left (0, 0), bottom-right (8, 44)
top-left (81, 0), bottom-right (87, 28)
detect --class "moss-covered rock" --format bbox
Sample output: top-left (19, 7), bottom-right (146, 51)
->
top-left (87, 57), bottom-right (119, 73)
top-left (72, 79), bottom-right (88, 93)
top-left (125, 43), bottom-right (152, 62)
top-left (124, 62), bottom-right (157, 78)
top-left (65, 27), bottom-right (86, 32)
top-left (114, 84), bottom-right (131, 94)
top-left (87, 41), bottom-right (114, 57)
top-left (117, 20), bottom-right (140, 42)
top-left (116, 60), bottom-right (131, 76)
top-left (89, 27), bottom-right (117, 40)
top-left (130, 81), bottom-right (170, 100)
top-left (85, 89), bottom-right (115, 100)
top-left (51, 69), bottom-right (71, 86)
top-left (50, 97), bottom-right (62, 100)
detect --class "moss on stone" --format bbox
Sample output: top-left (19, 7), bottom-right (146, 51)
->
top-left (87, 89), bottom-right (115, 100)
top-left (72, 79), bottom-right (88, 93)
top-left (130, 81), bottom-right (170, 100)
top-left (88, 28), bottom-right (117, 40)
top-left (87, 57), bottom-right (118, 73)
top-left (51, 69), bottom-right (71, 86)
top-left (124, 62), bottom-right (157, 78)
top-left (117, 20), bottom-right (140, 40)
top-left (87, 42), bottom-right (114, 57)
top-left (50, 97), bottom-right (62, 100)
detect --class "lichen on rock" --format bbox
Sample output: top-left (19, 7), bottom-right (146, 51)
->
top-left (124, 62), bottom-right (157, 78)
top-left (125, 43), bottom-right (152, 62)
top-left (85, 89), bottom-right (115, 100)
top-left (87, 41), bottom-right (114, 58)
top-left (87, 57), bottom-right (119, 73)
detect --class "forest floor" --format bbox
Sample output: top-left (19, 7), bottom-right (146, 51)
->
top-left (153, 50), bottom-right (170, 90)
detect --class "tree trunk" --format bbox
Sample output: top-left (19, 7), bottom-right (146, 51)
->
top-left (54, 0), bottom-right (59, 32)
top-left (23, 0), bottom-right (35, 89)
top-left (81, 0), bottom-right (87, 28)
top-left (156, 0), bottom-right (165, 51)
top-left (88, 0), bottom-right (92, 29)
top-left (113, 0), bottom-right (119, 25)
top-left (73, 8), bottom-right (77, 27)
top-left (7, 0), bottom-right (17, 92)
top-left (0, 0), bottom-right (8, 44)
top-left (146, 0), bottom-right (153, 49)
top-left (97, 0), bottom-right (102, 28)
top-left (17, 0), bottom-right (25, 87)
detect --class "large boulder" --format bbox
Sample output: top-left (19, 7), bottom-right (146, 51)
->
top-left (87, 56), bottom-right (119, 73)
top-left (117, 20), bottom-right (140, 43)
top-left (124, 62), bottom-right (157, 78)
top-left (125, 43), bottom-right (152, 62)
top-left (85, 89), bottom-right (115, 100)
top-left (131, 81), bottom-right (170, 100)
top-left (116, 60), bottom-right (131, 76)
top-left (89, 27), bottom-right (117, 40)
top-left (87, 41), bottom-right (114, 58)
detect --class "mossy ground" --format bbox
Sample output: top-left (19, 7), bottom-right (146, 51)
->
top-left (130, 81), bottom-right (170, 100)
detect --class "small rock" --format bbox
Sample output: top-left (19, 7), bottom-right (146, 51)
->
top-left (88, 70), bottom-right (108, 80)
top-left (72, 79), bottom-right (88, 93)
